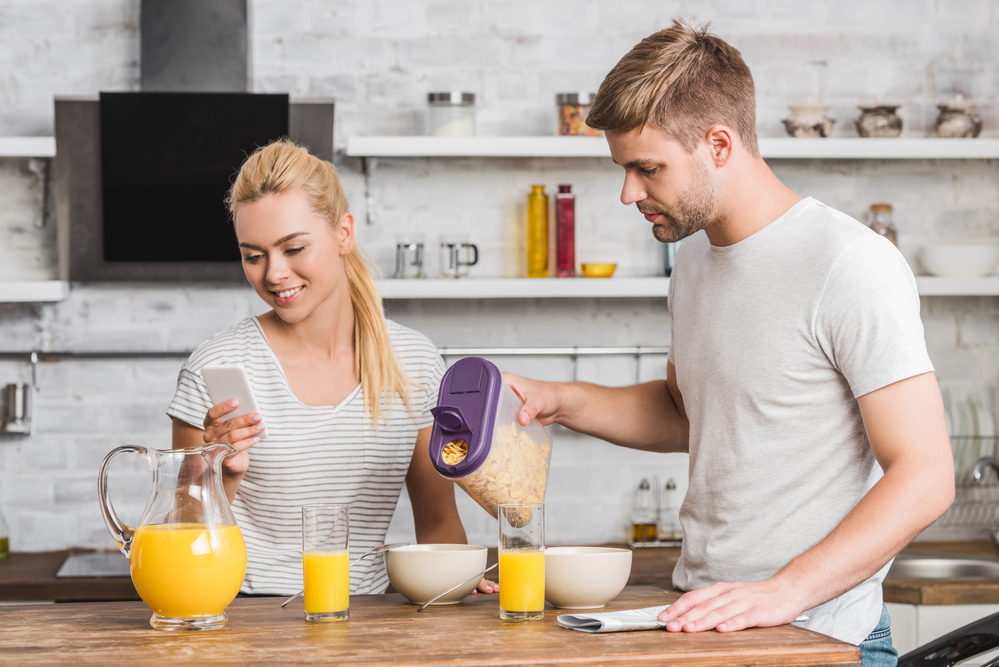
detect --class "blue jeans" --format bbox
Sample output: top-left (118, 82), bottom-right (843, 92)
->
top-left (859, 604), bottom-right (898, 667)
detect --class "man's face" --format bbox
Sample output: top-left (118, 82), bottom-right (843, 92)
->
top-left (605, 126), bottom-right (720, 244)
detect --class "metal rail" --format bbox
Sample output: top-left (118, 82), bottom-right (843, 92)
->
top-left (0, 345), bottom-right (670, 384)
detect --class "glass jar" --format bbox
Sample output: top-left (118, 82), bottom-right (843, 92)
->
top-left (555, 184), bottom-right (575, 278)
top-left (427, 92), bottom-right (476, 137)
top-left (556, 92), bottom-right (600, 136)
top-left (526, 185), bottom-right (549, 278)
top-left (630, 478), bottom-right (657, 543)
top-left (868, 203), bottom-right (898, 247)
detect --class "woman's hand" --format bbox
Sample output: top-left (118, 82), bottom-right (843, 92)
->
top-left (472, 578), bottom-right (498, 595)
top-left (202, 400), bottom-right (266, 478)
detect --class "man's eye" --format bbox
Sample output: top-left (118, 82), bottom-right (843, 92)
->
top-left (641, 167), bottom-right (658, 177)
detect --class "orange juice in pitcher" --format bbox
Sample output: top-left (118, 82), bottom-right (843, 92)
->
top-left (99, 443), bottom-right (247, 630)
top-left (130, 523), bottom-right (247, 619)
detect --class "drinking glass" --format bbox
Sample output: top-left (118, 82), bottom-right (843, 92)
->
top-left (498, 503), bottom-right (544, 621)
top-left (302, 504), bottom-right (350, 622)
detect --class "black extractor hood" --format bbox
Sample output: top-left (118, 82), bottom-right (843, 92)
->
top-left (53, 0), bottom-right (335, 282)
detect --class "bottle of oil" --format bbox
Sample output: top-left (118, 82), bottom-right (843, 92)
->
top-left (526, 185), bottom-right (549, 278)
top-left (657, 478), bottom-right (682, 543)
top-left (0, 491), bottom-right (9, 559)
top-left (630, 478), bottom-right (657, 543)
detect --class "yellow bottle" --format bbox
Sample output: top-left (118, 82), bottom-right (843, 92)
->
top-left (526, 185), bottom-right (549, 278)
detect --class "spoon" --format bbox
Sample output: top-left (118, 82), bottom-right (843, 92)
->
top-left (417, 562), bottom-right (498, 612)
top-left (280, 542), bottom-right (410, 608)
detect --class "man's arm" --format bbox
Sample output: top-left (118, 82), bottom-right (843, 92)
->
top-left (658, 371), bottom-right (955, 632)
top-left (504, 360), bottom-right (689, 453)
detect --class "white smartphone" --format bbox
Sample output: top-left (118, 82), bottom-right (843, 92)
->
top-left (201, 365), bottom-right (268, 440)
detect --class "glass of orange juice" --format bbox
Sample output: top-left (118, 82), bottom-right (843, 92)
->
top-left (302, 504), bottom-right (350, 622)
top-left (498, 503), bottom-right (545, 621)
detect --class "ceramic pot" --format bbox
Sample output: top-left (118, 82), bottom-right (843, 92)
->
top-left (855, 105), bottom-right (902, 138)
top-left (782, 104), bottom-right (834, 138)
top-left (935, 104), bottom-right (982, 138)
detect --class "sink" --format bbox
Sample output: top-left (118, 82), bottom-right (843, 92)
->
top-left (888, 552), bottom-right (999, 579)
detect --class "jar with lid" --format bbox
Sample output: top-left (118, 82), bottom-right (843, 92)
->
top-left (868, 203), bottom-right (898, 247)
top-left (555, 185), bottom-right (575, 278)
top-left (427, 92), bottom-right (476, 137)
top-left (556, 92), bottom-right (601, 137)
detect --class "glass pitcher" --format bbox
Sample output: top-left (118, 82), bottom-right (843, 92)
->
top-left (99, 443), bottom-right (247, 631)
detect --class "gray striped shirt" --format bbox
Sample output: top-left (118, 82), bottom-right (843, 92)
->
top-left (167, 317), bottom-right (445, 595)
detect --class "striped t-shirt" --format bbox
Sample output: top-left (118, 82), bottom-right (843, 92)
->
top-left (166, 317), bottom-right (446, 595)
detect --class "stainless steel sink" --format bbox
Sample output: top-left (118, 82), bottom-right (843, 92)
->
top-left (887, 551), bottom-right (999, 579)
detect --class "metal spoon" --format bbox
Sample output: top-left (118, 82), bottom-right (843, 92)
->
top-left (280, 542), bottom-right (410, 608)
top-left (416, 562), bottom-right (498, 612)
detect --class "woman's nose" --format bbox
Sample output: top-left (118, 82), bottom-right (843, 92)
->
top-left (265, 255), bottom-right (291, 284)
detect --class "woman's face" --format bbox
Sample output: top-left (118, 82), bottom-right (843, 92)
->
top-left (234, 189), bottom-right (354, 325)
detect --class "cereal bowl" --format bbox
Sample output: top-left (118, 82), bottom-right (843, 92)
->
top-left (545, 546), bottom-right (632, 609)
top-left (580, 263), bottom-right (617, 278)
top-left (385, 544), bottom-right (487, 605)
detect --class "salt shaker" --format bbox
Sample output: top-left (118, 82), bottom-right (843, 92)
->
top-left (868, 203), bottom-right (898, 247)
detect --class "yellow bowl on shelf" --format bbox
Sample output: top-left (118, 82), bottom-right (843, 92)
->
top-left (580, 263), bottom-right (617, 278)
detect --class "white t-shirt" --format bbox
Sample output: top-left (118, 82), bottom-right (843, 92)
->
top-left (167, 317), bottom-right (446, 595)
top-left (668, 197), bottom-right (933, 645)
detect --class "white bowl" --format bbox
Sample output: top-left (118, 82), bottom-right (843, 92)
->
top-left (544, 546), bottom-right (632, 609)
top-left (384, 544), bottom-right (487, 605)
top-left (920, 245), bottom-right (999, 278)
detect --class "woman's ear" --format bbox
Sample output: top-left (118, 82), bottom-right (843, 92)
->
top-left (337, 212), bottom-right (355, 256)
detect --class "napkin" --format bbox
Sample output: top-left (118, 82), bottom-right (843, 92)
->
top-left (557, 606), bottom-right (810, 633)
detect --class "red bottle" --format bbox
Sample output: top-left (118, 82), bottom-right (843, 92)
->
top-left (556, 184), bottom-right (575, 278)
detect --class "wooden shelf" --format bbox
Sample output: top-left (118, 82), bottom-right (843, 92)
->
top-left (375, 277), bottom-right (670, 299)
top-left (915, 276), bottom-right (999, 296)
top-left (0, 137), bottom-right (56, 158)
top-left (347, 136), bottom-right (999, 159)
top-left (0, 281), bottom-right (70, 302)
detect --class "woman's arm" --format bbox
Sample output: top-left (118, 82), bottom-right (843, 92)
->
top-left (406, 425), bottom-right (497, 594)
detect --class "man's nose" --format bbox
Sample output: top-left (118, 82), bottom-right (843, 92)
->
top-left (620, 174), bottom-right (647, 206)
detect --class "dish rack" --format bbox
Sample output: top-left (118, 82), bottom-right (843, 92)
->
top-left (939, 435), bottom-right (999, 528)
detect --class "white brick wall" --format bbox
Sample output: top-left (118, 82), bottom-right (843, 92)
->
top-left (0, 0), bottom-right (997, 551)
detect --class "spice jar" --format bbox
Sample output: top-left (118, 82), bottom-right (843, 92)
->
top-left (630, 479), bottom-right (657, 543)
top-left (556, 92), bottom-right (600, 136)
top-left (427, 92), bottom-right (476, 137)
top-left (555, 185), bottom-right (575, 278)
top-left (428, 357), bottom-right (553, 519)
top-left (868, 203), bottom-right (898, 247)
top-left (656, 478), bottom-right (682, 543)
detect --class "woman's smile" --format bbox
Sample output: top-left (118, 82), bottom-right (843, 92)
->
top-left (272, 285), bottom-right (305, 305)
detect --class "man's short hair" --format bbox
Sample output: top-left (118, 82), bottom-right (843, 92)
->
top-left (587, 20), bottom-right (759, 157)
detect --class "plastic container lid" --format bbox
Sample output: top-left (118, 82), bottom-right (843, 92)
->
top-left (429, 357), bottom-right (503, 478)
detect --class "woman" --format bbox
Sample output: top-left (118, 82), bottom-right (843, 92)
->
top-left (168, 139), bottom-right (494, 596)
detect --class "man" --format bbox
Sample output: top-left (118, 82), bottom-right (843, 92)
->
top-left (506, 20), bottom-right (953, 664)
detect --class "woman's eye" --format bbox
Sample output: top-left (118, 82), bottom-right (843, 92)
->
top-left (243, 254), bottom-right (264, 263)
top-left (286, 246), bottom-right (305, 255)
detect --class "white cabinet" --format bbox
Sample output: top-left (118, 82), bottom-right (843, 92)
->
top-left (887, 602), bottom-right (999, 665)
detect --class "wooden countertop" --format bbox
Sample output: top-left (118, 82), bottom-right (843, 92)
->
top-left (0, 585), bottom-right (859, 667)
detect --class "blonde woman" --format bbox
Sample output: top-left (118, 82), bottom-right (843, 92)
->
top-left (168, 139), bottom-right (495, 597)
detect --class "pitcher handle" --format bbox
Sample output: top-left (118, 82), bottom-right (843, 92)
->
top-left (98, 445), bottom-right (150, 558)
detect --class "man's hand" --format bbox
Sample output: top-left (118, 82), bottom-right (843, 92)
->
top-left (657, 578), bottom-right (803, 633)
top-left (503, 372), bottom-right (563, 426)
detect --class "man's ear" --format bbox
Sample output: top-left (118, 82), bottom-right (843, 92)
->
top-left (337, 212), bottom-right (355, 256)
top-left (705, 125), bottom-right (734, 166)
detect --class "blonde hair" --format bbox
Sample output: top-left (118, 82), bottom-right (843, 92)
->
top-left (227, 139), bottom-right (415, 427)
top-left (586, 20), bottom-right (759, 157)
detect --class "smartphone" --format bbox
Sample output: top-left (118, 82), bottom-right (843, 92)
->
top-left (201, 365), bottom-right (268, 440)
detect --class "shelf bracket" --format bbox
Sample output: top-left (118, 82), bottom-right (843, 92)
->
top-left (361, 157), bottom-right (378, 225)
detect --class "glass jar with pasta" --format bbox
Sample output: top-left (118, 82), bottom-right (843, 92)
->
top-left (428, 357), bottom-right (553, 518)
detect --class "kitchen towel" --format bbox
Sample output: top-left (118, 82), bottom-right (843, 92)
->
top-left (557, 606), bottom-right (808, 633)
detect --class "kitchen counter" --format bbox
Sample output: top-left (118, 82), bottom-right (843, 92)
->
top-left (0, 585), bottom-right (859, 667)
top-left (883, 540), bottom-right (999, 606)
top-left (0, 550), bottom-right (139, 602)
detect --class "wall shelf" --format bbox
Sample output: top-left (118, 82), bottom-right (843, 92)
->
top-left (375, 277), bottom-right (670, 299)
top-left (0, 137), bottom-right (56, 158)
top-left (0, 281), bottom-right (70, 302)
top-left (346, 136), bottom-right (999, 160)
top-left (915, 277), bottom-right (999, 296)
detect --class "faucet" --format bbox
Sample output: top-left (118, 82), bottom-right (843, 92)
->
top-left (972, 457), bottom-right (999, 547)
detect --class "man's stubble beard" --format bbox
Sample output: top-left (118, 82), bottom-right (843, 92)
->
top-left (647, 157), bottom-right (719, 244)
